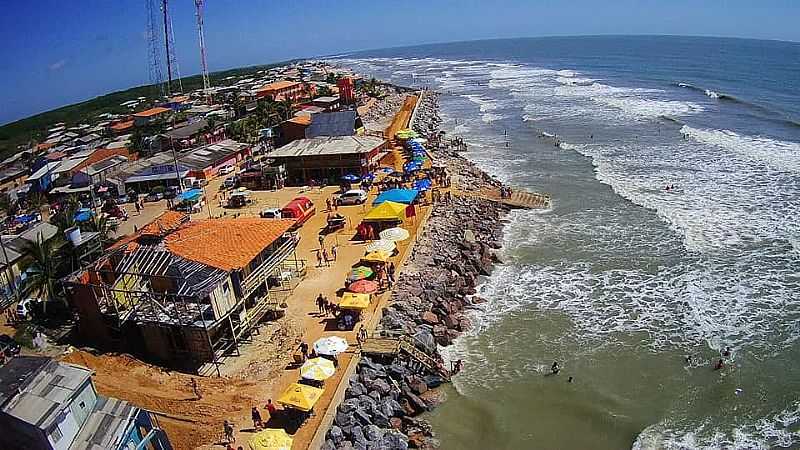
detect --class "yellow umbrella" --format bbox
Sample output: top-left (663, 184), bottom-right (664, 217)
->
top-left (361, 250), bottom-right (391, 263)
top-left (249, 429), bottom-right (293, 450)
top-left (276, 383), bottom-right (324, 412)
top-left (300, 357), bottom-right (336, 381)
top-left (339, 292), bottom-right (371, 310)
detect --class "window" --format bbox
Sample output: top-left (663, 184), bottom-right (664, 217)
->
top-left (222, 282), bottom-right (230, 294)
top-left (49, 425), bottom-right (63, 443)
top-left (79, 401), bottom-right (86, 409)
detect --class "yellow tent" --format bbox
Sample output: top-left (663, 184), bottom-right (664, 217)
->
top-left (249, 429), bottom-right (293, 450)
top-left (361, 250), bottom-right (392, 263)
top-left (339, 292), bottom-right (371, 310)
top-left (276, 383), bottom-right (324, 411)
top-left (364, 201), bottom-right (406, 222)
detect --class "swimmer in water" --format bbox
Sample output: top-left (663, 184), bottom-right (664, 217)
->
top-left (551, 361), bottom-right (560, 374)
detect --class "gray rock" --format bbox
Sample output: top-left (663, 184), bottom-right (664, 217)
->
top-left (323, 439), bottom-right (336, 450)
top-left (354, 408), bottom-right (373, 425)
top-left (412, 329), bottom-right (437, 355)
top-left (381, 430), bottom-right (409, 450)
top-left (335, 410), bottom-right (354, 427)
top-left (363, 424), bottom-right (384, 442)
top-left (352, 425), bottom-right (367, 446)
top-left (329, 425), bottom-right (345, 445)
top-left (368, 378), bottom-right (392, 396)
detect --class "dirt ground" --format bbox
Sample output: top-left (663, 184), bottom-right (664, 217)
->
top-left (51, 98), bottom-right (434, 450)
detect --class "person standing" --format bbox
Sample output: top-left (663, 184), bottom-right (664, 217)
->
top-left (388, 262), bottom-right (396, 285)
top-left (322, 248), bottom-right (330, 266)
top-left (316, 294), bottom-right (325, 314)
top-left (223, 420), bottom-right (235, 443)
top-left (331, 245), bottom-right (338, 261)
top-left (265, 399), bottom-right (278, 418)
top-left (318, 234), bottom-right (325, 249)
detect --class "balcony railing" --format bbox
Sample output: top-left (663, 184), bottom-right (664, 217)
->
top-left (240, 235), bottom-right (298, 297)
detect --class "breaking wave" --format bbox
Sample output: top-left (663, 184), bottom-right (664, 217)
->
top-left (680, 125), bottom-right (800, 174)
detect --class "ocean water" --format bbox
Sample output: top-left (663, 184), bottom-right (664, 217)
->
top-left (331, 36), bottom-right (800, 449)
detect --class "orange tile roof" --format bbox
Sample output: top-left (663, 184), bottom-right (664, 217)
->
top-left (257, 80), bottom-right (300, 93)
top-left (288, 115), bottom-right (312, 125)
top-left (164, 218), bottom-right (295, 271)
top-left (110, 120), bottom-right (134, 131)
top-left (133, 107), bottom-right (171, 118)
top-left (141, 210), bottom-right (190, 237)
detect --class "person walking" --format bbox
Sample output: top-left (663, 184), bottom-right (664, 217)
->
top-left (316, 294), bottom-right (325, 314)
top-left (322, 248), bottom-right (330, 266)
top-left (388, 262), bottom-right (396, 285)
top-left (331, 245), bottom-right (338, 261)
top-left (134, 201), bottom-right (141, 215)
top-left (316, 250), bottom-right (323, 267)
top-left (326, 198), bottom-right (332, 212)
top-left (251, 406), bottom-right (263, 430)
top-left (318, 234), bottom-right (325, 249)
top-left (223, 420), bottom-right (235, 443)
top-left (265, 399), bottom-right (278, 418)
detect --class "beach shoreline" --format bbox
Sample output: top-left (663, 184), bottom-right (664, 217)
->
top-left (320, 89), bottom-right (522, 450)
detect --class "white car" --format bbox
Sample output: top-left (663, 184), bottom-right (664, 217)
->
top-left (219, 165), bottom-right (235, 175)
top-left (259, 207), bottom-right (282, 219)
top-left (336, 189), bottom-right (368, 206)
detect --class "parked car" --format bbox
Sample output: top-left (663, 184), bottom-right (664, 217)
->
top-left (0, 334), bottom-right (20, 357)
top-left (336, 189), bottom-right (368, 206)
top-left (219, 165), bottom-right (235, 175)
top-left (223, 177), bottom-right (237, 189)
top-left (259, 207), bottom-right (282, 219)
top-left (116, 193), bottom-right (130, 204)
top-left (144, 191), bottom-right (164, 202)
top-left (192, 179), bottom-right (207, 189)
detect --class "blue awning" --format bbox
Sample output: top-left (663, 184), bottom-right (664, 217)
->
top-left (413, 178), bottom-right (432, 191)
top-left (341, 174), bottom-right (360, 182)
top-left (373, 188), bottom-right (418, 205)
top-left (176, 188), bottom-right (203, 203)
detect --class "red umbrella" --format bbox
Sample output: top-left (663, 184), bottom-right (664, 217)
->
top-left (348, 279), bottom-right (379, 294)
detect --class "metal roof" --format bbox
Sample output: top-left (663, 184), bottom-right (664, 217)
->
top-left (71, 396), bottom-right (137, 450)
top-left (164, 119), bottom-right (208, 140)
top-left (116, 245), bottom-right (229, 297)
top-left (270, 136), bottom-right (385, 158)
top-left (0, 357), bottom-right (92, 429)
top-left (305, 111), bottom-right (358, 139)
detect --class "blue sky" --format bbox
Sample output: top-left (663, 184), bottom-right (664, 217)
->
top-left (1, 0), bottom-right (798, 125)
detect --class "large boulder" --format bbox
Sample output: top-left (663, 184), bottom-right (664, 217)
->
top-left (352, 425), bottom-right (367, 447)
top-left (328, 425), bottom-right (345, 446)
top-left (363, 424), bottom-right (384, 442)
top-left (421, 311), bottom-right (439, 325)
top-left (335, 410), bottom-right (354, 427)
top-left (381, 430), bottom-right (409, 450)
top-left (412, 329), bottom-right (437, 355)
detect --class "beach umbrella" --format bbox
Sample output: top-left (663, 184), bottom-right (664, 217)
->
top-left (276, 383), bottom-right (325, 411)
top-left (410, 138), bottom-right (428, 144)
top-left (348, 266), bottom-right (374, 281)
top-left (249, 429), bottom-right (293, 450)
top-left (341, 174), bottom-right (360, 183)
top-left (365, 239), bottom-right (396, 253)
top-left (339, 292), bottom-right (371, 310)
top-left (413, 179), bottom-right (432, 192)
top-left (300, 357), bottom-right (336, 381)
top-left (379, 227), bottom-right (410, 242)
top-left (313, 336), bottom-right (349, 356)
top-left (348, 279), bottom-right (379, 294)
top-left (361, 250), bottom-right (392, 263)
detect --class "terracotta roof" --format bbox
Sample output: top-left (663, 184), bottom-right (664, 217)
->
top-left (164, 218), bottom-right (295, 271)
top-left (133, 107), bottom-right (171, 118)
top-left (110, 120), bottom-right (134, 131)
top-left (140, 211), bottom-right (189, 237)
top-left (257, 80), bottom-right (300, 93)
top-left (288, 115), bottom-right (312, 126)
top-left (108, 211), bottom-right (189, 251)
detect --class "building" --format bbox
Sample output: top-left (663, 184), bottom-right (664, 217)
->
top-left (0, 356), bottom-right (172, 450)
top-left (276, 115), bottom-right (311, 146)
top-left (337, 77), bottom-right (355, 104)
top-left (305, 111), bottom-right (364, 139)
top-left (269, 135), bottom-right (387, 185)
top-left (119, 139), bottom-right (249, 192)
top-left (132, 107), bottom-right (171, 127)
top-left (255, 80), bottom-right (304, 101)
top-left (311, 96), bottom-right (341, 111)
top-left (63, 214), bottom-right (305, 373)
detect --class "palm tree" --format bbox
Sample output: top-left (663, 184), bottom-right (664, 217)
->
top-left (51, 196), bottom-right (80, 233)
top-left (88, 214), bottom-right (119, 243)
top-left (24, 232), bottom-right (62, 313)
top-left (277, 99), bottom-right (294, 121)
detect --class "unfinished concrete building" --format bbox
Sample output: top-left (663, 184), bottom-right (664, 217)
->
top-left (63, 212), bottom-right (305, 375)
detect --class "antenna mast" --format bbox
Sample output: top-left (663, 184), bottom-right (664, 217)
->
top-left (146, 0), bottom-right (166, 96)
top-left (194, 0), bottom-right (212, 103)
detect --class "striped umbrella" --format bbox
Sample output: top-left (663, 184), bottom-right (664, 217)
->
top-left (379, 227), bottom-right (410, 242)
top-left (348, 266), bottom-right (374, 281)
top-left (300, 357), bottom-right (336, 381)
top-left (366, 239), bottom-right (396, 253)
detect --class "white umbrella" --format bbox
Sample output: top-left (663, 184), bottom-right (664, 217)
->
top-left (300, 357), bottom-right (336, 380)
top-left (313, 336), bottom-right (349, 356)
top-left (365, 239), bottom-right (396, 253)
top-left (379, 227), bottom-right (410, 242)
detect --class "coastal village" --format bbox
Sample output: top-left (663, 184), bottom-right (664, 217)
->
top-left (0, 57), bottom-right (550, 450)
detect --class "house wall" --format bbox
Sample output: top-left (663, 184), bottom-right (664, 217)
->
top-left (48, 404), bottom-right (81, 450)
top-left (67, 380), bottom-right (98, 428)
top-left (67, 283), bottom-right (114, 348)
top-left (209, 277), bottom-right (236, 319)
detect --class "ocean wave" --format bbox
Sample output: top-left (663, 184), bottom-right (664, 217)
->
top-left (481, 113), bottom-right (505, 123)
top-left (680, 125), bottom-right (800, 174)
top-left (592, 96), bottom-right (704, 119)
top-left (521, 114), bottom-right (536, 122)
top-left (633, 403), bottom-right (800, 450)
top-left (556, 76), bottom-right (597, 86)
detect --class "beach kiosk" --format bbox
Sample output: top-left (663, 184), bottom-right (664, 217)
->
top-left (276, 383), bottom-right (324, 426)
top-left (338, 292), bottom-right (371, 330)
top-left (359, 201), bottom-right (407, 239)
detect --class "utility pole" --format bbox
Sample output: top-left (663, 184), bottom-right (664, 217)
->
top-left (162, 0), bottom-right (173, 96)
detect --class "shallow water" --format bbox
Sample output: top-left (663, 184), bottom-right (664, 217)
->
top-left (332, 36), bottom-right (800, 449)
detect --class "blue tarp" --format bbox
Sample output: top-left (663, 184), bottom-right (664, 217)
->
top-left (373, 189), bottom-right (418, 205)
top-left (413, 179), bottom-right (432, 192)
top-left (403, 162), bottom-right (422, 173)
top-left (176, 188), bottom-right (203, 203)
top-left (74, 208), bottom-right (93, 222)
top-left (342, 174), bottom-right (360, 182)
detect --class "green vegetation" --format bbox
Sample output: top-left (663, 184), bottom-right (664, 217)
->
top-left (0, 60), bottom-right (295, 159)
